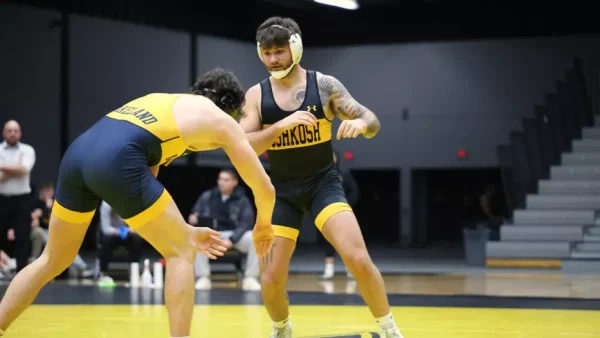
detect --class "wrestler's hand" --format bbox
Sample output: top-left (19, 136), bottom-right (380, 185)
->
top-left (252, 222), bottom-right (274, 258)
top-left (191, 227), bottom-right (229, 260)
top-left (276, 111), bottom-right (317, 130)
top-left (337, 119), bottom-right (367, 140)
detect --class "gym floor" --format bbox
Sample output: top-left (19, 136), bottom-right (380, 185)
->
top-left (1, 270), bottom-right (599, 338)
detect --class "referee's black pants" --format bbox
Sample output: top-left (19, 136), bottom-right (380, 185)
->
top-left (0, 193), bottom-right (33, 272)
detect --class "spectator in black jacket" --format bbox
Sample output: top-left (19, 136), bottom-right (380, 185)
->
top-left (188, 169), bottom-right (260, 291)
top-left (320, 150), bottom-right (360, 280)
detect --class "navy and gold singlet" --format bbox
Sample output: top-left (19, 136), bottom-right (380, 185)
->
top-left (105, 93), bottom-right (197, 166)
top-left (52, 93), bottom-right (196, 228)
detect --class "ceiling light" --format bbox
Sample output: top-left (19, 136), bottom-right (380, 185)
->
top-left (313, 0), bottom-right (359, 10)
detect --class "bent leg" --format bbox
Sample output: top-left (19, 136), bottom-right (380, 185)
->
top-left (122, 190), bottom-right (197, 338)
top-left (0, 142), bottom-right (98, 332)
top-left (260, 197), bottom-right (302, 327)
top-left (319, 210), bottom-right (390, 317)
top-left (260, 234), bottom-right (296, 321)
top-left (319, 210), bottom-right (403, 336)
top-left (0, 208), bottom-right (93, 331)
top-left (87, 144), bottom-right (201, 337)
top-left (310, 177), bottom-right (392, 320)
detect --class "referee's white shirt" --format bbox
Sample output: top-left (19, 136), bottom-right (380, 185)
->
top-left (0, 141), bottom-right (36, 196)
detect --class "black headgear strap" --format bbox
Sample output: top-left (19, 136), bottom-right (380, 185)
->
top-left (202, 88), bottom-right (239, 114)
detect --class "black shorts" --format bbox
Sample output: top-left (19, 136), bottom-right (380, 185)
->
top-left (52, 117), bottom-right (172, 228)
top-left (271, 165), bottom-right (353, 241)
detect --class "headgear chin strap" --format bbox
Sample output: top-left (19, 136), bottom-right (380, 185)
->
top-left (257, 25), bottom-right (303, 79)
top-left (202, 88), bottom-right (240, 117)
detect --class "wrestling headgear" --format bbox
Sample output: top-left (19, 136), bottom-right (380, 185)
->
top-left (202, 88), bottom-right (242, 118)
top-left (257, 25), bottom-right (303, 79)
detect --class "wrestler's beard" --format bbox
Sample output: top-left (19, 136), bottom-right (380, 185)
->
top-left (267, 59), bottom-right (293, 73)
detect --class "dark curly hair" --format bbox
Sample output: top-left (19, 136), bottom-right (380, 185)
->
top-left (256, 16), bottom-right (302, 49)
top-left (190, 68), bottom-right (246, 120)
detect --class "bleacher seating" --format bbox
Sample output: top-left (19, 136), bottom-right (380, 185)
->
top-left (489, 58), bottom-right (600, 273)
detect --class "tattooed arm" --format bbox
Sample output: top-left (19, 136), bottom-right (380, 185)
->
top-left (318, 73), bottom-right (381, 138)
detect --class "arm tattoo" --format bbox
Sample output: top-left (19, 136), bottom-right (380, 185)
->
top-left (318, 74), bottom-right (381, 138)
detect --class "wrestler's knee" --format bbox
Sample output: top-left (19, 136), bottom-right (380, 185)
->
top-left (261, 267), bottom-right (287, 295)
top-left (177, 246), bottom-right (197, 264)
top-left (153, 233), bottom-right (196, 264)
top-left (38, 247), bottom-right (77, 277)
top-left (126, 193), bottom-right (196, 263)
top-left (342, 248), bottom-right (373, 279)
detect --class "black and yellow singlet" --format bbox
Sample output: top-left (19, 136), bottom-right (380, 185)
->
top-left (260, 70), bottom-right (334, 183)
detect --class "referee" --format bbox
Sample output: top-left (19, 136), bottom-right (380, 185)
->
top-left (0, 120), bottom-right (36, 272)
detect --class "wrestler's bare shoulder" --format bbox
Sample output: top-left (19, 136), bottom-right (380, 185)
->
top-left (246, 83), bottom-right (261, 97)
top-left (245, 84), bottom-right (262, 107)
top-left (172, 94), bottom-right (234, 150)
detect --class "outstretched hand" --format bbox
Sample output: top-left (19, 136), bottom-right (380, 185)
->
top-left (191, 227), bottom-right (229, 260)
top-left (252, 223), bottom-right (274, 257)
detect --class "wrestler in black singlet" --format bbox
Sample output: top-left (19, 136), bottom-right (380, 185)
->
top-left (260, 70), bottom-right (352, 241)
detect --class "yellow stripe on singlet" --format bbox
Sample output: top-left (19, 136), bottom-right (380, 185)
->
top-left (52, 200), bottom-right (95, 224)
top-left (263, 118), bottom-right (332, 150)
top-left (273, 225), bottom-right (300, 241)
top-left (124, 189), bottom-right (173, 228)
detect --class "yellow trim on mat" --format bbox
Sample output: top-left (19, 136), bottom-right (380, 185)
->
top-left (486, 258), bottom-right (562, 269)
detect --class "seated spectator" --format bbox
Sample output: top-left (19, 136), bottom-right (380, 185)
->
top-left (29, 182), bottom-right (93, 277)
top-left (188, 169), bottom-right (260, 291)
top-left (29, 183), bottom-right (52, 262)
top-left (96, 201), bottom-right (143, 286)
top-left (0, 250), bottom-right (16, 280)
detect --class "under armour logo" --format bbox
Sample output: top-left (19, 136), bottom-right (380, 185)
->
top-left (307, 105), bottom-right (317, 112)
